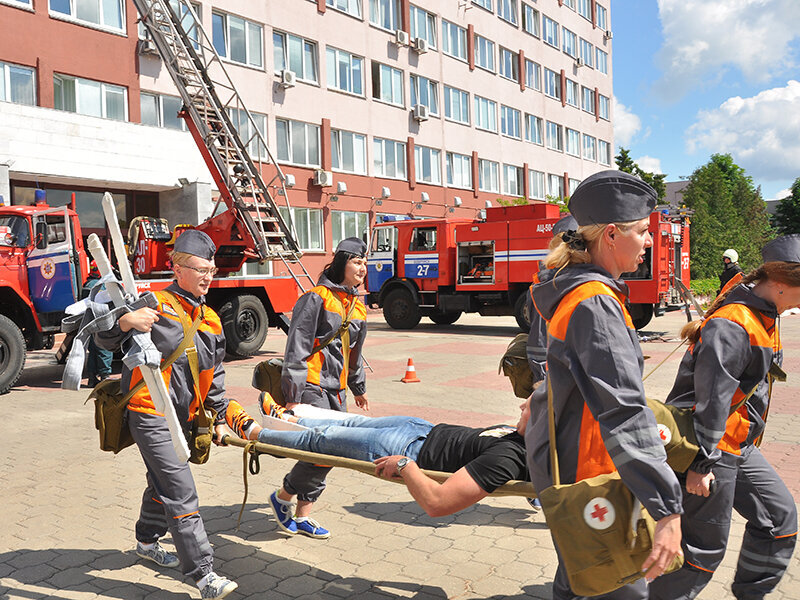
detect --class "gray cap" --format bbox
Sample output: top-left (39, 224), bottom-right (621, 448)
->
top-left (173, 229), bottom-right (216, 260)
top-left (336, 237), bottom-right (367, 257)
top-left (762, 234), bottom-right (800, 264)
top-left (553, 214), bottom-right (578, 236)
top-left (568, 170), bottom-right (657, 226)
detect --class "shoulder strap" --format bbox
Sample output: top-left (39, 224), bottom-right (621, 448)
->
top-left (546, 375), bottom-right (561, 487)
top-left (315, 291), bottom-right (358, 354)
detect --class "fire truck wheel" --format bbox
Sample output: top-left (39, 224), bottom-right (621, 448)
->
top-left (383, 289), bottom-right (421, 329)
top-left (220, 295), bottom-right (269, 357)
top-left (629, 303), bottom-right (654, 330)
top-left (429, 311), bottom-right (461, 325)
top-left (0, 314), bottom-right (26, 395)
top-left (514, 293), bottom-right (530, 331)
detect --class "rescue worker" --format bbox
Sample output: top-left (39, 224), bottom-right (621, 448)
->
top-left (526, 170), bottom-right (684, 599)
top-left (96, 230), bottom-right (237, 600)
top-left (718, 248), bottom-right (743, 295)
top-left (268, 237), bottom-right (369, 539)
top-left (83, 260), bottom-right (113, 387)
top-left (649, 234), bottom-right (800, 600)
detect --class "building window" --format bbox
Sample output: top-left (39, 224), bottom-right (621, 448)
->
top-left (543, 15), bottom-right (559, 48)
top-left (53, 74), bottom-right (127, 121)
top-left (579, 38), bottom-right (594, 68)
top-left (598, 139), bottom-right (611, 165)
top-left (410, 74), bottom-right (439, 116)
top-left (279, 206), bottom-right (323, 251)
top-left (499, 47), bottom-right (519, 82)
top-left (503, 164), bottom-right (523, 196)
top-left (522, 3), bottom-right (539, 37)
top-left (331, 129), bottom-right (367, 174)
top-left (478, 159), bottom-right (499, 193)
top-left (442, 20), bottom-right (467, 61)
top-left (546, 121), bottom-right (563, 151)
top-left (371, 61), bottom-right (403, 106)
top-left (583, 134), bottom-right (597, 161)
top-left (524, 114), bottom-right (543, 145)
top-left (497, 0), bottom-right (517, 25)
top-left (0, 61), bottom-right (35, 106)
top-left (565, 128), bottom-right (580, 157)
top-left (577, 0), bottom-right (591, 20)
top-left (145, 1), bottom-right (199, 50)
top-left (563, 0), bottom-right (575, 9)
top-left (332, 210), bottom-right (369, 248)
top-left (581, 86), bottom-right (595, 114)
top-left (140, 92), bottom-right (185, 130)
top-left (410, 5), bottom-right (437, 48)
top-left (369, 0), bottom-right (400, 31)
top-left (212, 11), bottom-right (263, 68)
top-left (547, 173), bottom-right (563, 199)
top-left (596, 48), bottom-right (608, 74)
top-left (569, 178), bottom-right (581, 195)
top-left (444, 85), bottom-right (469, 124)
top-left (327, 0), bottom-right (361, 18)
top-left (544, 68), bottom-right (560, 100)
top-left (562, 27), bottom-right (577, 58)
top-left (326, 47), bottom-right (364, 95)
top-left (228, 109), bottom-right (268, 159)
top-left (4, 0), bottom-right (32, 6)
top-left (446, 152), bottom-right (472, 189)
top-left (414, 145), bottom-right (442, 185)
top-left (474, 95), bottom-right (497, 132)
top-left (597, 4), bottom-right (608, 30)
top-left (374, 137), bottom-right (407, 179)
top-left (49, 0), bottom-right (124, 31)
top-left (474, 34), bottom-right (495, 72)
top-left (529, 169), bottom-right (545, 200)
top-left (599, 94), bottom-right (610, 120)
top-left (472, 0), bottom-right (492, 10)
top-left (273, 31), bottom-right (318, 83)
top-left (500, 105), bottom-right (521, 139)
top-left (275, 118), bottom-right (320, 167)
top-left (524, 59), bottom-right (541, 91)
top-left (565, 79), bottom-right (579, 107)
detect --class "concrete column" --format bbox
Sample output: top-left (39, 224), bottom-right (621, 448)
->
top-left (0, 164), bottom-right (10, 206)
top-left (158, 181), bottom-right (213, 228)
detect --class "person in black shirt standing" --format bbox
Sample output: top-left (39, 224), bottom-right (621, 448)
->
top-left (718, 248), bottom-right (744, 295)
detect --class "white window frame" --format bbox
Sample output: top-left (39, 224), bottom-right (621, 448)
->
top-left (500, 105), bottom-right (521, 140)
top-left (409, 4), bottom-right (437, 48)
top-left (528, 169), bottom-right (545, 200)
top-left (275, 118), bottom-right (320, 167)
top-left (497, 0), bottom-right (517, 26)
top-left (503, 164), bottom-right (523, 196)
top-left (327, 0), bottom-right (362, 19)
top-left (446, 152), bottom-right (472, 189)
top-left (474, 34), bottom-right (495, 72)
top-left (228, 108), bottom-right (268, 160)
top-left (369, 0), bottom-right (400, 32)
top-left (140, 92), bottom-right (186, 130)
top-left (569, 178), bottom-right (581, 196)
top-left (474, 95), bottom-right (497, 133)
top-left (596, 48), bottom-right (608, 74)
top-left (548, 173), bottom-right (563, 199)
top-left (522, 3), bottom-right (539, 37)
top-left (279, 206), bottom-right (324, 251)
top-left (410, 74), bottom-right (439, 116)
top-left (544, 68), bottom-right (561, 101)
top-left (577, 0), bottom-right (591, 20)
top-left (524, 58), bottom-right (541, 91)
top-left (273, 31), bottom-right (318, 83)
top-left (565, 128), bottom-right (580, 157)
top-left (332, 210), bottom-right (369, 249)
top-left (597, 4), bottom-right (608, 31)
top-left (524, 113), bottom-right (543, 145)
top-left (472, 0), bottom-right (492, 11)
top-left (212, 11), bottom-right (263, 68)
top-left (326, 46), bottom-right (364, 96)
top-left (579, 38), bottom-right (594, 68)
top-left (331, 129), bottom-right (367, 174)
top-left (543, 15), bottom-right (559, 48)
top-left (442, 20), bottom-right (467, 61)
top-left (444, 85), bottom-right (470, 125)
top-left (499, 47), bottom-right (519, 82)
top-left (583, 134), bottom-right (597, 161)
top-left (581, 86), bottom-right (595, 114)
top-left (53, 73), bottom-right (127, 121)
top-left (598, 140), bottom-right (611, 166)
top-left (414, 145), bottom-right (442, 185)
top-left (2, 0), bottom-right (33, 8)
top-left (48, 0), bottom-right (124, 33)
top-left (374, 137), bottom-right (407, 180)
top-left (563, 0), bottom-right (575, 9)
top-left (565, 79), bottom-right (579, 108)
top-left (599, 94), bottom-right (610, 120)
top-left (546, 121), bottom-right (563, 152)
top-left (562, 27), bottom-right (578, 58)
top-left (371, 61), bottom-right (404, 106)
top-left (478, 159), bottom-right (499, 193)
top-left (0, 61), bottom-right (36, 106)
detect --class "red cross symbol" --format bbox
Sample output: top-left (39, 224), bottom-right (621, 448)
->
top-left (591, 503), bottom-right (609, 522)
top-left (660, 428), bottom-right (667, 441)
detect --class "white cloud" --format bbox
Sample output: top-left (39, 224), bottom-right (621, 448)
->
top-left (686, 80), bottom-right (800, 181)
top-left (655, 0), bottom-right (800, 101)
top-left (771, 188), bottom-right (792, 201)
top-left (613, 97), bottom-right (641, 147)
top-left (634, 156), bottom-right (664, 175)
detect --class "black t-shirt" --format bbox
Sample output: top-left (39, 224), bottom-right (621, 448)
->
top-left (416, 424), bottom-right (529, 493)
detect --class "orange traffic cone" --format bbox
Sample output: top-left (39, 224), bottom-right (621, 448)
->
top-left (401, 358), bottom-right (421, 383)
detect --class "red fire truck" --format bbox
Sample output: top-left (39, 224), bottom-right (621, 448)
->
top-left (366, 203), bottom-right (691, 331)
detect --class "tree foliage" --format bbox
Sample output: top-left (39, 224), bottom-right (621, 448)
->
top-left (614, 148), bottom-right (667, 201)
top-left (680, 154), bottom-right (773, 279)
top-left (772, 177), bottom-right (800, 235)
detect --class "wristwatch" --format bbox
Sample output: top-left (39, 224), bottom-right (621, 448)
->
top-left (396, 457), bottom-right (411, 475)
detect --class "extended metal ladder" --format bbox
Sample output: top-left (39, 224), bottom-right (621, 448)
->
top-left (132, 0), bottom-right (314, 289)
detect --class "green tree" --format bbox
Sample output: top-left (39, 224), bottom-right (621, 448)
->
top-left (614, 147), bottom-right (666, 200)
top-left (681, 154), bottom-right (773, 278)
top-left (772, 177), bottom-right (800, 235)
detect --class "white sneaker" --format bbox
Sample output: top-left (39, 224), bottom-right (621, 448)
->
top-left (135, 541), bottom-right (180, 568)
top-left (200, 572), bottom-right (238, 599)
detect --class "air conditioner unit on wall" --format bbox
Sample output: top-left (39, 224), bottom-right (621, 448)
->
top-left (279, 69), bottom-right (296, 88)
top-left (395, 29), bottom-right (410, 46)
top-left (412, 104), bottom-right (429, 122)
top-left (413, 38), bottom-right (429, 53)
top-left (137, 38), bottom-right (159, 56)
top-left (604, 29), bottom-right (613, 40)
top-left (313, 169), bottom-right (333, 187)
top-left (575, 57), bottom-right (585, 67)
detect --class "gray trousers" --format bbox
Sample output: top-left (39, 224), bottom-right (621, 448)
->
top-left (649, 447), bottom-right (797, 600)
top-left (129, 411), bottom-right (213, 582)
top-left (551, 545), bottom-right (648, 600)
top-left (283, 385), bottom-right (347, 502)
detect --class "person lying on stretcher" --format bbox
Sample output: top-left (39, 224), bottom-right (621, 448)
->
top-left (226, 395), bottom-right (530, 518)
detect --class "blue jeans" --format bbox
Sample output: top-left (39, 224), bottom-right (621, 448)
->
top-left (257, 414), bottom-right (433, 462)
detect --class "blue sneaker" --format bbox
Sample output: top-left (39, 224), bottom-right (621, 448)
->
top-left (527, 497), bottom-right (542, 513)
top-left (268, 490), bottom-right (297, 535)
top-left (295, 517), bottom-right (330, 539)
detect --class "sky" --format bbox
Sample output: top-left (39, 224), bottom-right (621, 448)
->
top-left (610, 0), bottom-right (800, 201)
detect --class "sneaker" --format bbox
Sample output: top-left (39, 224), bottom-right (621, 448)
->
top-left (268, 490), bottom-right (297, 535)
top-left (526, 497), bottom-right (542, 513)
top-left (136, 541), bottom-right (180, 568)
top-left (259, 392), bottom-right (293, 420)
top-left (200, 572), bottom-right (238, 599)
top-left (295, 517), bottom-right (330, 539)
top-left (226, 400), bottom-right (255, 439)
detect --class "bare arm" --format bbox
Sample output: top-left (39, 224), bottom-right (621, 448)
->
top-left (374, 456), bottom-right (488, 517)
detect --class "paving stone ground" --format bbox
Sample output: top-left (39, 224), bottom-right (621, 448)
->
top-left (1, 310), bottom-right (798, 599)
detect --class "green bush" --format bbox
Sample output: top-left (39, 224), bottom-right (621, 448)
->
top-left (689, 278), bottom-right (718, 297)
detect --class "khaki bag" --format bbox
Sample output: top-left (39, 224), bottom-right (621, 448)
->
top-left (538, 379), bottom-right (683, 596)
top-left (252, 293), bottom-right (358, 405)
top-left (498, 332), bottom-right (534, 399)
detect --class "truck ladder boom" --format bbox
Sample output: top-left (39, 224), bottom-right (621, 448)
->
top-left (131, 0), bottom-right (314, 291)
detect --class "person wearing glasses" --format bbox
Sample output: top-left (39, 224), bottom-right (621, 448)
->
top-left (96, 229), bottom-right (238, 600)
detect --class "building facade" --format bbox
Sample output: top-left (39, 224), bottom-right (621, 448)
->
top-left (0, 0), bottom-right (613, 275)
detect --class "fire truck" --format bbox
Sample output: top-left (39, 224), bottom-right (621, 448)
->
top-left (366, 203), bottom-right (691, 331)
